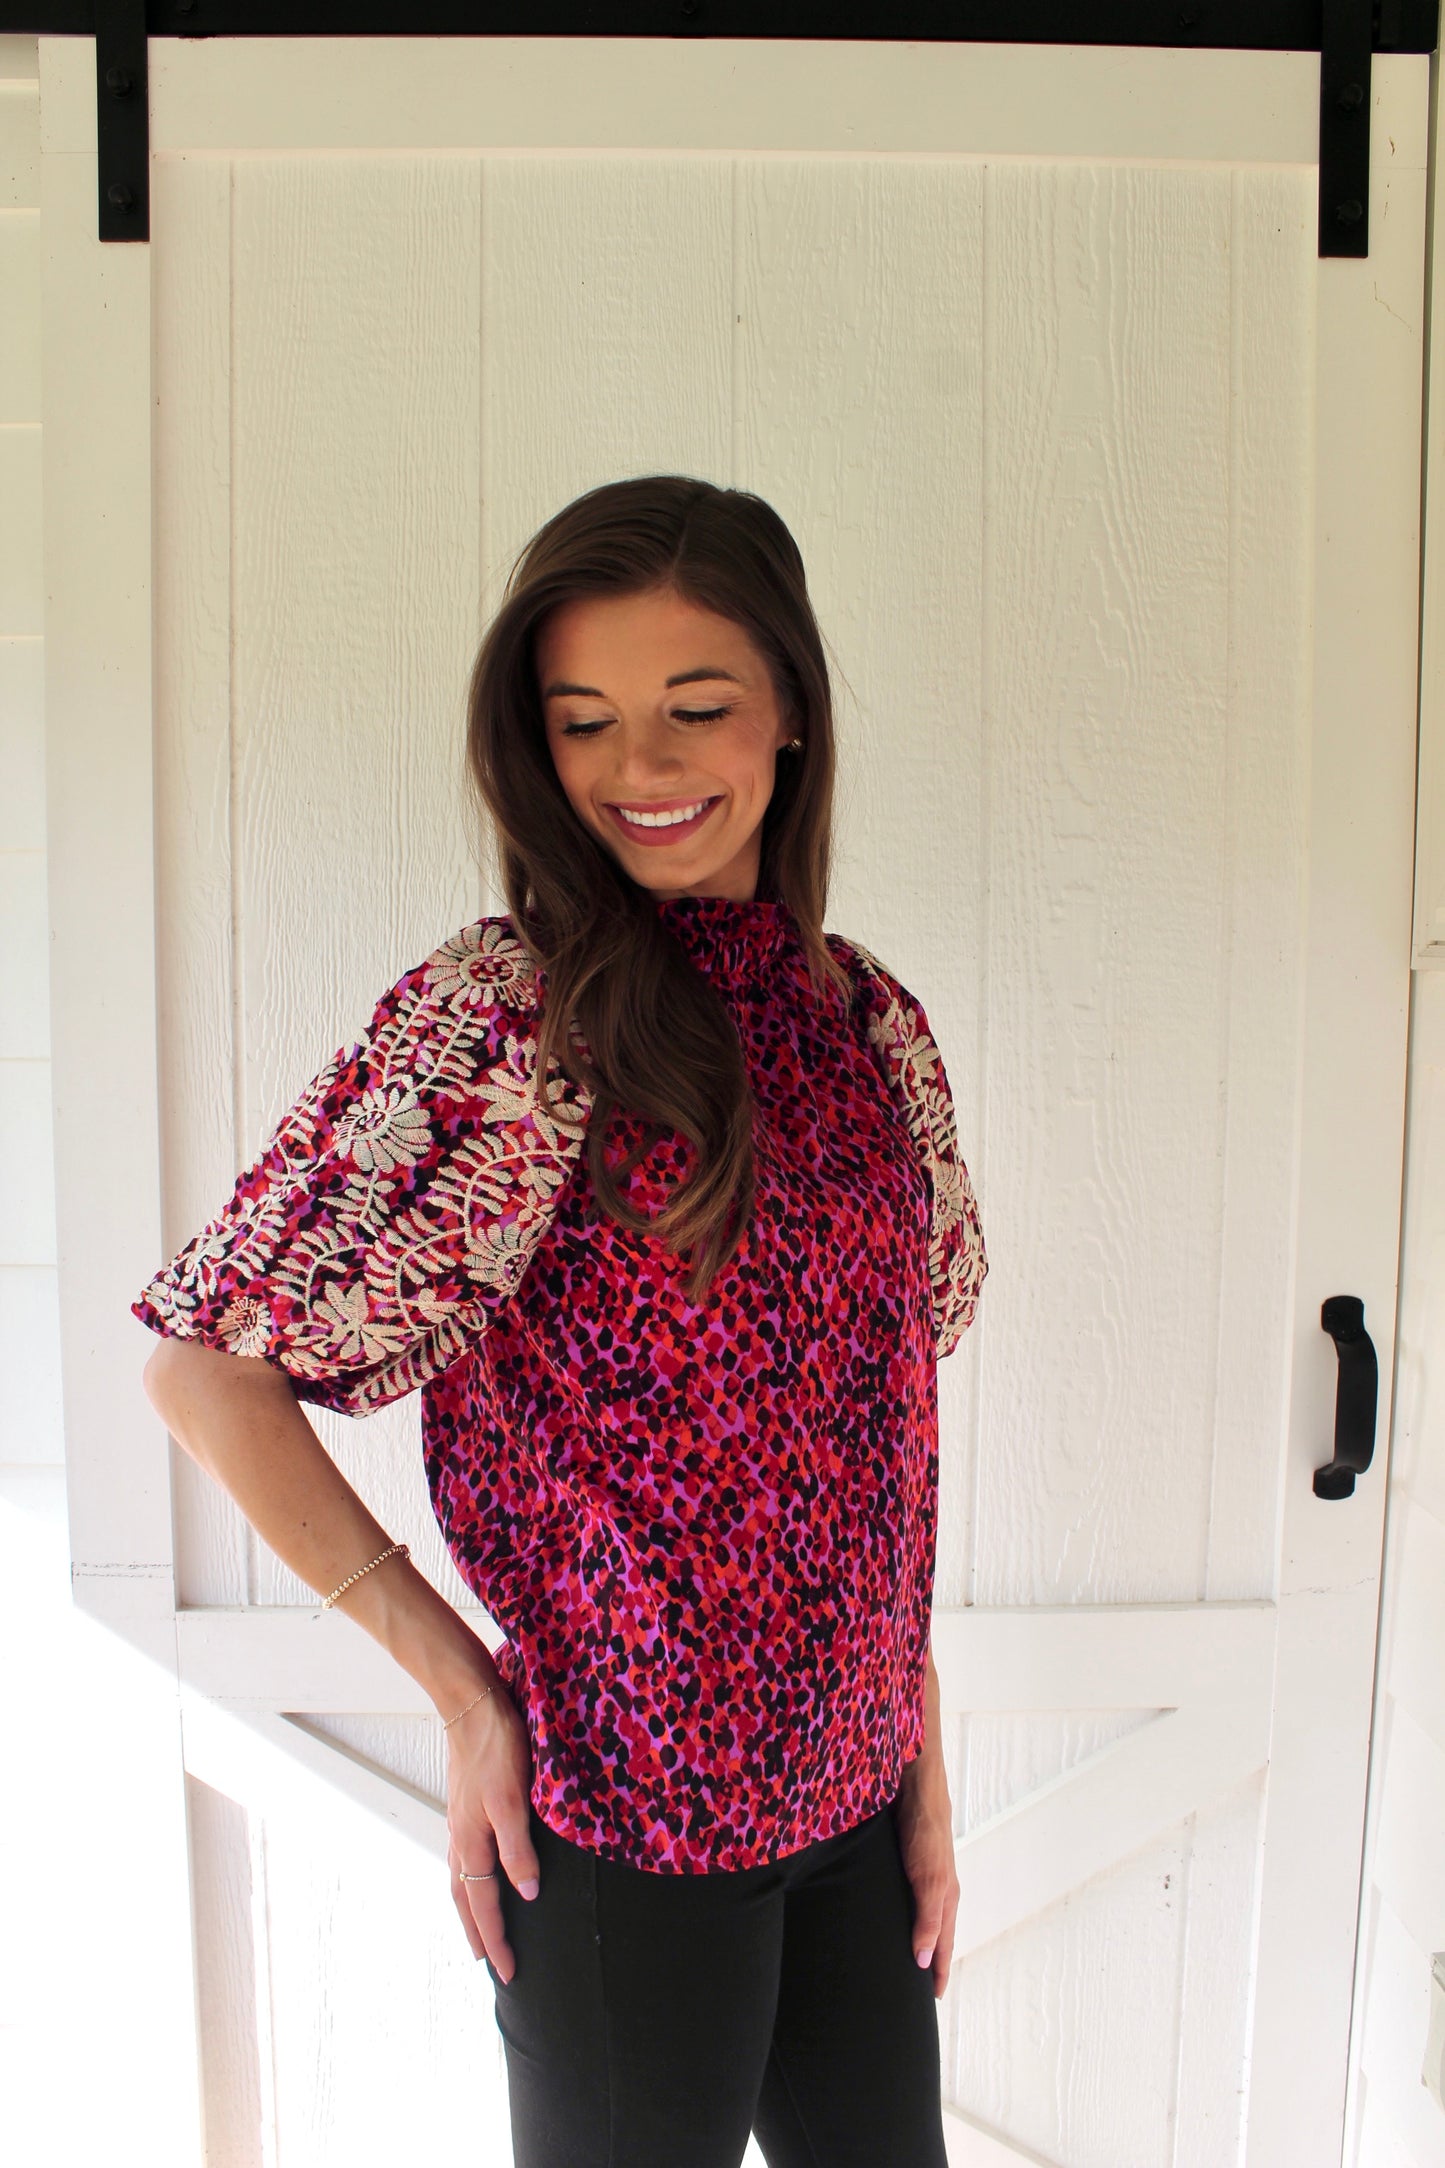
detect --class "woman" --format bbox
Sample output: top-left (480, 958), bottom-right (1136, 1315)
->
top-left (134, 475), bottom-right (987, 2168)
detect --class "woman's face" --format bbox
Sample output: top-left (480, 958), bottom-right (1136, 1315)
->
top-left (535, 586), bottom-right (795, 904)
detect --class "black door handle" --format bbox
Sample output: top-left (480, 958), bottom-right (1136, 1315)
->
top-left (1313, 1296), bottom-right (1378, 1499)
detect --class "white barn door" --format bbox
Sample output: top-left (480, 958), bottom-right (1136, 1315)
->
top-left (48, 31), bottom-right (1424, 2168)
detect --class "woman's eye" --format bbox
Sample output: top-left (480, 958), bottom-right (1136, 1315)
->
top-left (561, 705), bottom-right (733, 738)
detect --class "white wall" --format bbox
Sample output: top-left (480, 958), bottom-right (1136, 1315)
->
top-left (5, 22), bottom-right (1444, 2163)
top-left (0, 27), bottom-right (84, 2154)
top-left (1342, 41), bottom-right (1445, 2167)
top-left (0, 39), bottom-right (204, 2168)
top-left (0, 36), bottom-right (58, 1469)
top-left (1347, 973), bottom-right (1445, 2165)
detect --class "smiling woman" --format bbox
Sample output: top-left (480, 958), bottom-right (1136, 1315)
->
top-left (133, 473), bottom-right (984, 2168)
top-left (537, 586), bottom-right (800, 898)
top-left (461, 476), bottom-right (857, 1303)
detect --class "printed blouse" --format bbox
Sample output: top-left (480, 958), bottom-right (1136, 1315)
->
top-left (132, 892), bottom-right (987, 1873)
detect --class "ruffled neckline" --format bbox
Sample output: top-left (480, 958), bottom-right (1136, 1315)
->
top-left (653, 890), bottom-right (796, 981)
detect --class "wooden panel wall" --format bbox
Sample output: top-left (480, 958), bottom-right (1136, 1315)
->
top-left (1346, 975), bottom-right (1445, 2166)
top-left (146, 137), bottom-right (1327, 2164)
top-left (0, 31), bottom-right (57, 1466)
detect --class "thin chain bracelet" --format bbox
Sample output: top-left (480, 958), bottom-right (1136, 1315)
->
top-left (320, 1541), bottom-right (410, 1609)
top-left (443, 1684), bottom-right (496, 1729)
top-left (321, 1546), bottom-right (496, 1733)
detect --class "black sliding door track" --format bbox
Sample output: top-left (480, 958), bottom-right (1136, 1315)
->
top-left (3, 0), bottom-right (1436, 253)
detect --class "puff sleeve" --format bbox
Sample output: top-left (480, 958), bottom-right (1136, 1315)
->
top-left (131, 917), bottom-right (593, 1417)
top-left (835, 936), bottom-right (988, 1358)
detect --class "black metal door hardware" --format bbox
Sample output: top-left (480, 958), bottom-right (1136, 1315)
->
top-left (1313, 1295), bottom-right (1379, 1500)
top-left (0, 0), bottom-right (1436, 254)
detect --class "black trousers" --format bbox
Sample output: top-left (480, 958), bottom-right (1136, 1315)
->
top-left (486, 1787), bottom-right (950, 2168)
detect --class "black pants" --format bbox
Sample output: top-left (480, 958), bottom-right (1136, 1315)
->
top-left (486, 1787), bottom-right (949, 2168)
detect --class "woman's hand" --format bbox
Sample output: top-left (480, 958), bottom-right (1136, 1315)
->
top-left (444, 1675), bottom-right (542, 1984)
top-left (895, 1756), bottom-right (960, 2000)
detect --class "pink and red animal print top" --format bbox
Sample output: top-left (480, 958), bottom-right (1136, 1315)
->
top-left (132, 892), bottom-right (987, 1873)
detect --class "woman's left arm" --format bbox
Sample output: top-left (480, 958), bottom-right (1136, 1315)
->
top-left (896, 1637), bottom-right (961, 1999)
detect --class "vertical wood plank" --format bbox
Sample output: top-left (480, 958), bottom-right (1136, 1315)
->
top-left (39, 30), bottom-right (204, 2152)
top-left (187, 1773), bottom-right (267, 2168)
top-left (150, 151), bottom-right (248, 1606)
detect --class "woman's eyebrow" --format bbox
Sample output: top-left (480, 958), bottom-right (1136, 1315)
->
top-left (542, 667), bottom-right (744, 699)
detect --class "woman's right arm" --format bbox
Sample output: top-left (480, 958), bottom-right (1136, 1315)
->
top-left (142, 1335), bottom-right (541, 1980)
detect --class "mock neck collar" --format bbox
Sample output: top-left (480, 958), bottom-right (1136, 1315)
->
top-left (652, 890), bottom-right (795, 980)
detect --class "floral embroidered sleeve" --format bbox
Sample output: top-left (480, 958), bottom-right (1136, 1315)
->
top-left (833, 937), bottom-right (988, 1358)
top-left (131, 918), bottom-right (593, 1418)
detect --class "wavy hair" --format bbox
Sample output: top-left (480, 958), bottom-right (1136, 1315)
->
top-left (463, 474), bottom-right (852, 1300)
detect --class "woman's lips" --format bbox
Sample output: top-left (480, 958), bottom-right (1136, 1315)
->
top-left (605, 796), bottom-right (722, 846)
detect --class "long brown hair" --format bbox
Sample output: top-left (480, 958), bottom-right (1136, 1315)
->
top-left (463, 474), bottom-right (853, 1300)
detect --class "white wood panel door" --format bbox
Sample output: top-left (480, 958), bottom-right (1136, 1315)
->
top-left (45, 31), bottom-right (1423, 2168)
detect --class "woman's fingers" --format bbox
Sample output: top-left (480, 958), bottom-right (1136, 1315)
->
top-left (444, 1685), bottom-right (541, 1982)
top-left (457, 1866), bottom-right (516, 1980)
top-left (447, 1828), bottom-right (515, 1978)
top-left (449, 1876), bottom-right (487, 1963)
top-left (492, 1792), bottom-right (543, 1904)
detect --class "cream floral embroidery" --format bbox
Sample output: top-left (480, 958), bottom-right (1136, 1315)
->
top-left (843, 940), bottom-right (986, 1359)
top-left (135, 921), bottom-right (596, 1416)
top-left (331, 1085), bottom-right (433, 1175)
top-left (310, 1281), bottom-right (413, 1369)
top-left (425, 920), bottom-right (539, 1014)
top-left (216, 1293), bottom-right (273, 1359)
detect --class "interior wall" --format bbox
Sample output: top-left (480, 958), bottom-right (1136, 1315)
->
top-left (1, 39), bottom-right (207, 2166)
top-left (6, 22), bottom-right (1445, 2162)
top-left (1342, 36), bottom-right (1445, 2168)
top-left (1, 33), bottom-right (132, 2165)
top-left (1347, 1003), bottom-right (1445, 2164)
top-left (0, 34), bottom-right (57, 1473)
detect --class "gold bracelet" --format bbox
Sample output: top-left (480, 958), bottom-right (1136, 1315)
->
top-left (320, 1541), bottom-right (410, 1609)
top-left (443, 1684), bottom-right (496, 1729)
